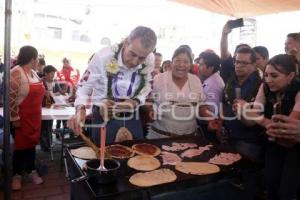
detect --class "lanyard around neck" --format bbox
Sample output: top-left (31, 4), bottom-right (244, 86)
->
top-left (112, 71), bottom-right (137, 101)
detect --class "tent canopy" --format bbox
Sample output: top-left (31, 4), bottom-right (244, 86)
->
top-left (171, 0), bottom-right (300, 17)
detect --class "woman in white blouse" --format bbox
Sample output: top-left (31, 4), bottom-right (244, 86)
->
top-left (147, 46), bottom-right (217, 139)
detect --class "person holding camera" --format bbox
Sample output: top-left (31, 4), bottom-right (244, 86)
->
top-left (220, 19), bottom-right (250, 84)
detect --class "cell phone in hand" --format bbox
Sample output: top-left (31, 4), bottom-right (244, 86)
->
top-left (227, 18), bottom-right (244, 29)
top-left (272, 102), bottom-right (282, 122)
top-left (268, 101), bottom-right (282, 142)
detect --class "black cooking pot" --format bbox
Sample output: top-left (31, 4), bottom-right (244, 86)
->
top-left (71, 158), bottom-right (120, 184)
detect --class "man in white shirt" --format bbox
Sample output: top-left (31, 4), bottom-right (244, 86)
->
top-left (68, 26), bottom-right (156, 144)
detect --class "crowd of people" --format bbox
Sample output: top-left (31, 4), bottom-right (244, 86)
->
top-left (6, 22), bottom-right (300, 200)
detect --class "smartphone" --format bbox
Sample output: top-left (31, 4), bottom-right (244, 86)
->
top-left (227, 18), bottom-right (244, 29)
top-left (269, 102), bottom-right (282, 142)
top-left (272, 102), bottom-right (282, 122)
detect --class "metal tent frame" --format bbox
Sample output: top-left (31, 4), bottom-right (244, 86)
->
top-left (3, 0), bottom-right (12, 199)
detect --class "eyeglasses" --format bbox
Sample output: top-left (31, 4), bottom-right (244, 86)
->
top-left (234, 60), bottom-right (253, 65)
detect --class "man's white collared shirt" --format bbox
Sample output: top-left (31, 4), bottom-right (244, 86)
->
top-left (74, 46), bottom-right (154, 107)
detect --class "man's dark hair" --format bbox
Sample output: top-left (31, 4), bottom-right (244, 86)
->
top-left (253, 46), bottom-right (269, 60)
top-left (236, 47), bottom-right (256, 64)
top-left (43, 65), bottom-right (57, 74)
top-left (287, 32), bottom-right (300, 43)
top-left (234, 43), bottom-right (251, 55)
top-left (38, 58), bottom-right (46, 66)
top-left (198, 52), bottom-right (221, 73)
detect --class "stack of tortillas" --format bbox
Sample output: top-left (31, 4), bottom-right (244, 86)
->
top-left (127, 155), bottom-right (160, 171)
top-left (70, 146), bottom-right (97, 160)
top-left (175, 162), bottom-right (220, 175)
top-left (129, 168), bottom-right (177, 187)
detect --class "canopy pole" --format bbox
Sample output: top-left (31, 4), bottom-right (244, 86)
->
top-left (3, 0), bottom-right (12, 199)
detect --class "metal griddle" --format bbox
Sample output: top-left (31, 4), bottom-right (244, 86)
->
top-left (66, 136), bottom-right (252, 200)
